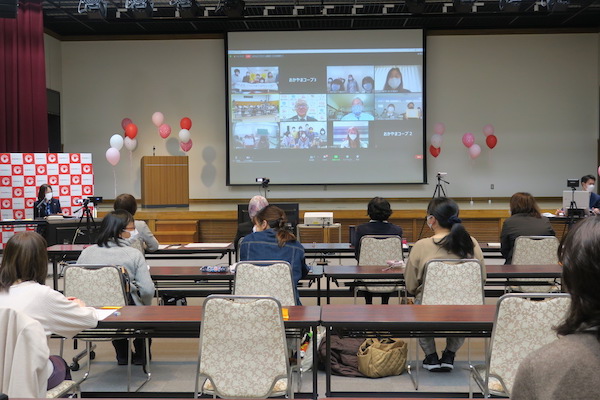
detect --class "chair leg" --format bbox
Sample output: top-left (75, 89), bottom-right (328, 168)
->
top-left (406, 338), bottom-right (419, 390)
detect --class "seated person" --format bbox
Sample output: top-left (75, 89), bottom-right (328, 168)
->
top-left (234, 195), bottom-right (269, 251)
top-left (0, 231), bottom-right (98, 391)
top-left (353, 197), bottom-right (403, 305)
top-left (113, 193), bottom-right (159, 252)
top-left (405, 197), bottom-right (485, 372)
top-left (512, 216), bottom-right (600, 399)
top-left (76, 210), bottom-right (155, 365)
top-left (239, 205), bottom-right (309, 305)
top-left (33, 184), bottom-right (62, 218)
top-left (581, 174), bottom-right (600, 213)
top-left (500, 192), bottom-right (555, 264)
top-left (340, 126), bottom-right (367, 148)
top-left (380, 104), bottom-right (399, 120)
top-left (341, 97), bottom-right (374, 121)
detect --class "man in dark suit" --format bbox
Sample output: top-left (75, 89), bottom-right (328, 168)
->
top-left (286, 99), bottom-right (317, 122)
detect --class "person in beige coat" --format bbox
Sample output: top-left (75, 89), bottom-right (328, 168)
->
top-left (405, 197), bottom-right (485, 372)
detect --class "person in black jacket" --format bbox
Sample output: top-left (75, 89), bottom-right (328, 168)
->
top-left (33, 184), bottom-right (62, 218)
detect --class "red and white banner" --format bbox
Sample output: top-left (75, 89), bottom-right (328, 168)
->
top-left (0, 153), bottom-right (95, 248)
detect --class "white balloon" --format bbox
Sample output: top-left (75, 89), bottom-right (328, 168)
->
top-left (179, 129), bottom-right (191, 143)
top-left (124, 137), bottom-right (138, 151)
top-left (109, 134), bottom-right (124, 150)
top-left (431, 133), bottom-right (443, 149)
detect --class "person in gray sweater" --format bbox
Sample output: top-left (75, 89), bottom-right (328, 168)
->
top-left (77, 210), bottom-right (155, 365)
top-left (512, 216), bottom-right (600, 399)
top-left (113, 193), bottom-right (159, 252)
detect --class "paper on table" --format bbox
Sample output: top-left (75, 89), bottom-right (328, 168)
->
top-left (184, 242), bottom-right (232, 248)
top-left (487, 243), bottom-right (501, 248)
top-left (158, 244), bottom-right (170, 250)
top-left (96, 309), bottom-right (119, 320)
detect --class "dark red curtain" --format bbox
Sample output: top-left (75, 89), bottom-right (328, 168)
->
top-left (0, 0), bottom-right (49, 153)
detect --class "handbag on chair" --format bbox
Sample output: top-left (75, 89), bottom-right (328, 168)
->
top-left (357, 338), bottom-right (407, 378)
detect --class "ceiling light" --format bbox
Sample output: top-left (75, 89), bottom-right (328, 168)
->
top-left (126, 0), bottom-right (153, 19)
top-left (78, 0), bottom-right (107, 19)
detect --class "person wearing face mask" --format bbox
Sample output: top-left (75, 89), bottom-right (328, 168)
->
top-left (281, 130), bottom-right (295, 148)
top-left (405, 197), bottom-right (484, 372)
top-left (239, 205), bottom-right (309, 305)
top-left (346, 74), bottom-right (359, 93)
top-left (340, 126), bottom-right (367, 148)
top-left (382, 67), bottom-right (411, 93)
top-left (34, 184), bottom-right (62, 218)
top-left (380, 103), bottom-right (399, 120)
top-left (500, 192), bottom-right (555, 265)
top-left (329, 78), bottom-right (345, 93)
top-left (76, 210), bottom-right (155, 365)
top-left (580, 175), bottom-right (600, 212)
top-left (327, 77), bottom-right (333, 91)
top-left (341, 97), bottom-right (374, 121)
top-left (113, 193), bottom-right (159, 252)
top-left (297, 130), bottom-right (311, 149)
top-left (362, 76), bottom-right (374, 93)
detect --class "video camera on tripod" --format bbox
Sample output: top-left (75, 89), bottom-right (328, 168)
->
top-left (79, 196), bottom-right (103, 206)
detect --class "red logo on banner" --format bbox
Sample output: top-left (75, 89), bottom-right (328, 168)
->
top-left (47, 154), bottom-right (57, 163)
top-left (48, 175), bottom-right (58, 185)
top-left (70, 154), bottom-right (80, 163)
top-left (24, 176), bottom-right (35, 186)
top-left (59, 164), bottom-right (70, 174)
top-left (13, 210), bottom-right (24, 219)
top-left (72, 197), bottom-right (82, 206)
top-left (36, 165), bottom-right (46, 175)
top-left (82, 164), bottom-right (93, 174)
top-left (23, 154), bottom-right (35, 163)
top-left (12, 165), bottom-right (23, 175)
top-left (12, 187), bottom-right (23, 197)
top-left (63, 208), bottom-right (71, 216)
top-left (71, 175), bottom-right (81, 185)
top-left (25, 198), bottom-right (35, 208)
top-left (0, 154), bottom-right (10, 163)
top-left (1, 176), bottom-right (11, 186)
top-left (60, 186), bottom-right (70, 196)
top-left (1, 199), bottom-right (12, 209)
top-left (82, 185), bottom-right (93, 195)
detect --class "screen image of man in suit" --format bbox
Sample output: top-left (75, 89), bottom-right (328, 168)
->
top-left (286, 99), bottom-right (317, 122)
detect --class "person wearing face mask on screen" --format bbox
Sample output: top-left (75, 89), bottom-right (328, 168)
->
top-left (380, 103), bottom-right (399, 120)
top-left (33, 184), bottom-right (62, 218)
top-left (362, 76), bottom-right (374, 93)
top-left (383, 67), bottom-right (411, 93)
top-left (341, 97), bottom-right (374, 121)
top-left (346, 74), bottom-right (359, 93)
top-left (340, 126), bottom-right (367, 149)
top-left (581, 175), bottom-right (600, 213)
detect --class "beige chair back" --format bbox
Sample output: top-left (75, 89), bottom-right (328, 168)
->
top-left (64, 265), bottom-right (128, 307)
top-left (358, 235), bottom-right (403, 266)
top-left (233, 261), bottom-right (296, 306)
top-left (512, 236), bottom-right (560, 292)
top-left (421, 259), bottom-right (485, 305)
top-left (195, 295), bottom-right (290, 398)
top-left (484, 293), bottom-right (570, 396)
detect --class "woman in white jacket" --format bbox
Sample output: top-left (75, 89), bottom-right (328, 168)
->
top-left (0, 231), bottom-right (98, 390)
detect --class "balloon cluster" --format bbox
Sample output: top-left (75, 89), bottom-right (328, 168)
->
top-left (429, 123), bottom-right (445, 158)
top-left (106, 118), bottom-right (139, 166)
top-left (152, 112), bottom-right (193, 152)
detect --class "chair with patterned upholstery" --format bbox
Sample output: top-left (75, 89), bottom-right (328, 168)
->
top-left (0, 308), bottom-right (80, 398)
top-left (194, 295), bottom-right (292, 398)
top-left (64, 264), bottom-right (150, 391)
top-left (509, 236), bottom-right (560, 293)
top-left (233, 261), bottom-right (296, 306)
top-left (407, 259), bottom-right (485, 390)
top-left (471, 293), bottom-right (570, 397)
top-left (355, 235), bottom-right (404, 304)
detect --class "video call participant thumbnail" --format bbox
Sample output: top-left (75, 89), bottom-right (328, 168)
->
top-left (285, 98), bottom-right (317, 122)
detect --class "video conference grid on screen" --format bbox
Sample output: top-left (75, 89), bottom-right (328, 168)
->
top-left (227, 30), bottom-right (425, 185)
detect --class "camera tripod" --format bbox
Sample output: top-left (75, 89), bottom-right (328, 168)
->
top-left (71, 201), bottom-right (97, 244)
top-left (417, 173), bottom-right (450, 240)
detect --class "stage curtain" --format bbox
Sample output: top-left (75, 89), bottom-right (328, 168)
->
top-left (0, 0), bottom-right (49, 152)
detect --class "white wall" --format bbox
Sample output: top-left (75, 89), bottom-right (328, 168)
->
top-left (56, 33), bottom-right (599, 199)
top-left (44, 34), bottom-right (62, 92)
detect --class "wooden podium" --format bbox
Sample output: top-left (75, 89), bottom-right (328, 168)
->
top-left (141, 156), bottom-right (189, 208)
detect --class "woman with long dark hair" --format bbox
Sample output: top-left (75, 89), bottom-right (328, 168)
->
top-left (512, 216), bottom-right (600, 399)
top-left (239, 205), bottom-right (309, 305)
top-left (33, 184), bottom-right (62, 218)
top-left (382, 67), bottom-right (411, 93)
top-left (405, 197), bottom-right (485, 372)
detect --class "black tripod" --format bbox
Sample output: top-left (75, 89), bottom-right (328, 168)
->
top-left (418, 173), bottom-right (450, 239)
top-left (72, 200), bottom-right (97, 244)
top-left (565, 187), bottom-right (583, 230)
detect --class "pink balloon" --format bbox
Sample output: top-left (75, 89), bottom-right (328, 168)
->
top-left (105, 147), bottom-right (120, 166)
top-left (152, 112), bottom-right (165, 127)
top-left (433, 122), bottom-right (445, 135)
top-left (159, 123), bottom-right (172, 139)
top-left (462, 132), bottom-right (475, 148)
top-left (598, 166), bottom-right (600, 176)
top-left (180, 138), bottom-right (193, 152)
top-left (468, 144), bottom-right (482, 159)
top-left (431, 134), bottom-right (443, 149)
top-left (483, 124), bottom-right (495, 137)
top-left (121, 118), bottom-right (133, 130)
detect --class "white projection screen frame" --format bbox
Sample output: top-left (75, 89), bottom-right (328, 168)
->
top-left (226, 30), bottom-right (426, 186)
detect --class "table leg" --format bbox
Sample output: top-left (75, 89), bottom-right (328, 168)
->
top-left (317, 277), bottom-right (321, 306)
top-left (326, 276), bottom-right (331, 304)
top-left (52, 256), bottom-right (59, 290)
top-left (326, 327), bottom-right (331, 397)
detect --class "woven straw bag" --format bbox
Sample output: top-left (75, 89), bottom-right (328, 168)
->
top-left (357, 338), bottom-right (407, 378)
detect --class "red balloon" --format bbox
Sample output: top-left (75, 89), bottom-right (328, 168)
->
top-left (121, 118), bottom-right (133, 130)
top-left (125, 123), bottom-right (138, 139)
top-left (180, 117), bottom-right (192, 130)
top-left (486, 134), bottom-right (498, 149)
top-left (429, 145), bottom-right (441, 158)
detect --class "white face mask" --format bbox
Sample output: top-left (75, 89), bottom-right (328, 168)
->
top-left (129, 228), bottom-right (139, 239)
top-left (349, 134), bottom-right (357, 141)
top-left (45, 192), bottom-right (53, 201)
top-left (388, 77), bottom-right (401, 89)
top-left (587, 184), bottom-right (595, 192)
